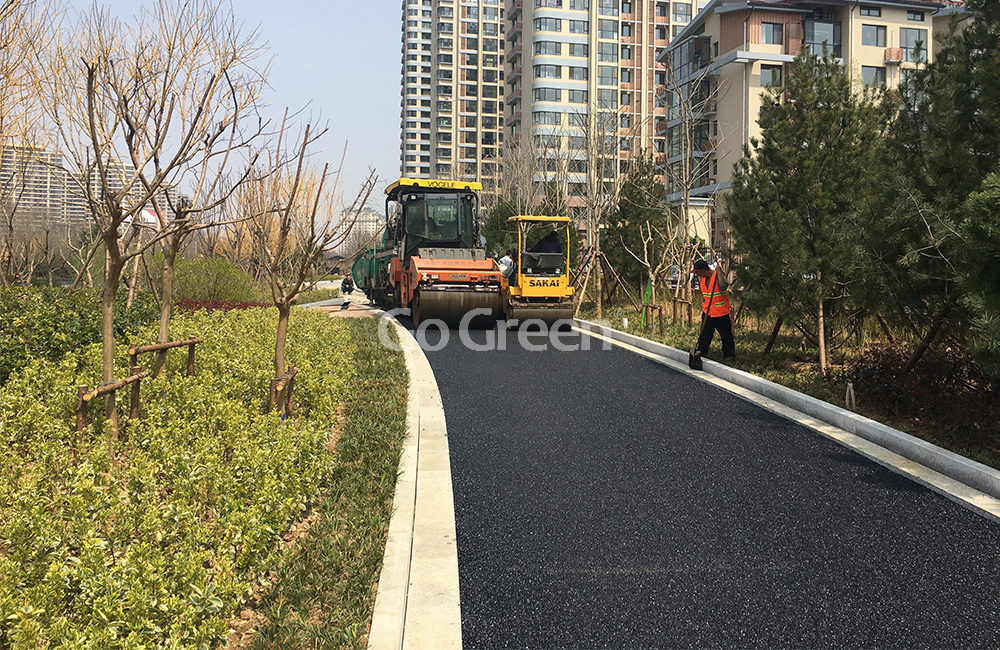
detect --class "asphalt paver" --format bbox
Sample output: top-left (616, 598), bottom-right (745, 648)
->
top-left (417, 326), bottom-right (1000, 650)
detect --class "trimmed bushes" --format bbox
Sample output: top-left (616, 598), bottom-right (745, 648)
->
top-left (0, 307), bottom-right (354, 647)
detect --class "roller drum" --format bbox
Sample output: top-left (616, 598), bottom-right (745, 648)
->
top-left (413, 288), bottom-right (500, 328)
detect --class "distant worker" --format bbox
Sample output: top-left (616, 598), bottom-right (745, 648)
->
top-left (691, 259), bottom-right (735, 359)
top-left (341, 276), bottom-right (354, 294)
top-left (497, 249), bottom-right (515, 278)
top-left (530, 230), bottom-right (562, 254)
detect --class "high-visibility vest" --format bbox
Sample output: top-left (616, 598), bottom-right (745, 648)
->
top-left (700, 271), bottom-right (731, 317)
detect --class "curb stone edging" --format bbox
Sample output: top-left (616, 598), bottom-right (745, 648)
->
top-left (575, 318), bottom-right (1000, 509)
top-left (366, 313), bottom-right (463, 650)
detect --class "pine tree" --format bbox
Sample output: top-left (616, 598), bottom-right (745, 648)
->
top-left (727, 51), bottom-right (881, 377)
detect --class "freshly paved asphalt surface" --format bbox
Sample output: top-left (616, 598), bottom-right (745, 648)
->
top-left (415, 325), bottom-right (1000, 650)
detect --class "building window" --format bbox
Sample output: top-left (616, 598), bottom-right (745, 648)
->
top-left (438, 38), bottom-right (453, 49)
top-left (569, 43), bottom-right (588, 57)
top-left (803, 21), bottom-right (841, 58)
top-left (622, 23), bottom-right (632, 37)
top-left (465, 37), bottom-right (479, 49)
top-left (570, 20), bottom-right (589, 34)
top-left (621, 114), bottom-right (632, 128)
top-left (534, 17), bottom-right (562, 32)
top-left (861, 66), bottom-right (886, 87)
top-left (598, 0), bottom-right (618, 16)
top-left (598, 65), bottom-right (617, 85)
top-left (533, 87), bottom-right (562, 102)
top-left (568, 89), bottom-right (588, 103)
top-left (761, 22), bottom-right (782, 45)
top-left (436, 85), bottom-right (453, 95)
top-left (535, 41), bottom-right (561, 55)
top-left (655, 26), bottom-right (667, 39)
top-left (436, 147), bottom-right (452, 158)
top-left (437, 100), bottom-right (453, 111)
top-left (760, 64), bottom-right (782, 87)
top-left (859, 6), bottom-right (880, 17)
top-left (436, 116), bottom-right (452, 127)
top-left (620, 91), bottom-right (632, 105)
top-left (862, 24), bottom-right (886, 48)
top-left (622, 1), bottom-right (632, 13)
top-left (569, 66), bottom-right (588, 80)
top-left (437, 22), bottom-right (453, 33)
top-left (570, 0), bottom-right (589, 9)
top-left (465, 53), bottom-right (479, 65)
top-left (484, 38), bottom-right (499, 51)
top-left (535, 0), bottom-right (563, 6)
top-left (568, 135), bottom-right (585, 150)
top-left (598, 88), bottom-right (617, 107)
top-left (672, 25), bottom-right (683, 37)
top-left (673, 3), bottom-right (691, 23)
top-left (533, 111), bottom-right (560, 125)
top-left (901, 27), bottom-right (927, 62)
top-left (621, 69), bottom-right (632, 83)
top-left (598, 19), bottom-right (618, 39)
top-left (534, 64), bottom-right (562, 79)
top-left (907, 10), bottom-right (924, 21)
top-left (621, 45), bottom-right (632, 60)
top-left (598, 42), bottom-right (618, 61)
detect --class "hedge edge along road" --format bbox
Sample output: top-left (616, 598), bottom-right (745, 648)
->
top-left (352, 178), bottom-right (501, 327)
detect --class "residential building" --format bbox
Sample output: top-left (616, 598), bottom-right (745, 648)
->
top-left (399, 0), bottom-right (506, 190)
top-left (0, 145), bottom-right (67, 231)
top-left (504, 0), bottom-right (677, 223)
top-left (657, 0), bottom-right (948, 249)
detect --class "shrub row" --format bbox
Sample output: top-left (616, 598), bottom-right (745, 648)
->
top-left (0, 288), bottom-right (159, 385)
top-left (0, 307), bottom-right (354, 647)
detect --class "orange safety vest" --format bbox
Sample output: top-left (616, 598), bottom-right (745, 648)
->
top-left (700, 271), bottom-right (731, 317)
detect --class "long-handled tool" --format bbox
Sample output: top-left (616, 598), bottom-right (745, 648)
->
top-left (688, 269), bottom-right (718, 371)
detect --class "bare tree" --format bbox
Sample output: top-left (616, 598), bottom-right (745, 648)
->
top-left (659, 48), bottom-right (728, 307)
top-left (251, 116), bottom-right (377, 378)
top-left (38, 0), bottom-right (270, 448)
top-left (0, 0), bottom-right (50, 287)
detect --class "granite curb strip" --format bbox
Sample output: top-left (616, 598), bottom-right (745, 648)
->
top-left (575, 319), bottom-right (1000, 504)
top-left (367, 314), bottom-right (463, 650)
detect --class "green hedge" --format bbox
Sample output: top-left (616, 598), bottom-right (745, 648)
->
top-left (0, 307), bottom-right (354, 647)
top-left (0, 287), bottom-right (159, 385)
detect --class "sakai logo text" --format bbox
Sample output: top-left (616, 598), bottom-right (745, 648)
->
top-left (528, 279), bottom-right (560, 287)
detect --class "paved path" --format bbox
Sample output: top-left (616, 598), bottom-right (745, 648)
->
top-left (417, 326), bottom-right (1000, 650)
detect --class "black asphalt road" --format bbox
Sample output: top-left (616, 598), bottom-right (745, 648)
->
top-left (416, 325), bottom-right (1000, 650)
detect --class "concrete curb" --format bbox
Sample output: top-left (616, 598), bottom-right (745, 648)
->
top-left (367, 314), bottom-right (462, 650)
top-left (575, 319), bottom-right (1000, 505)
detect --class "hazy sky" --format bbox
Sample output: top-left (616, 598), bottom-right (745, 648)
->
top-left (93, 0), bottom-right (401, 207)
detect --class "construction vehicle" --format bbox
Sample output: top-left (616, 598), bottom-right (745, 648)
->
top-left (500, 215), bottom-right (575, 324)
top-left (352, 178), bottom-right (501, 326)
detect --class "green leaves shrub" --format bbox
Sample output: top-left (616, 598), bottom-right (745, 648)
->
top-left (0, 306), bottom-right (354, 647)
top-left (0, 287), bottom-right (158, 385)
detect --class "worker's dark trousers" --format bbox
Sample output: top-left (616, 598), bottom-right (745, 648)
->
top-left (697, 313), bottom-right (735, 358)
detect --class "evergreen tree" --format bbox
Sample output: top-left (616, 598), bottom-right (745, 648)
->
top-left (727, 51), bottom-right (881, 376)
top-left (604, 154), bottom-right (667, 295)
top-left (858, 0), bottom-right (1000, 377)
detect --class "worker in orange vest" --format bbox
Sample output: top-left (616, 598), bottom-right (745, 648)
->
top-left (691, 259), bottom-right (735, 359)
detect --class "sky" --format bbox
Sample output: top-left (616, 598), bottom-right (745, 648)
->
top-left (93, 0), bottom-right (402, 208)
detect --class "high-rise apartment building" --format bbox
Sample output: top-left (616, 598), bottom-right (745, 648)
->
top-left (400, 0), bottom-right (506, 189)
top-left (0, 146), bottom-right (68, 231)
top-left (503, 0), bottom-right (675, 219)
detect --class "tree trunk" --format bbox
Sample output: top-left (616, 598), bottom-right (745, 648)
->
top-left (101, 253), bottom-right (124, 459)
top-left (876, 313), bottom-right (897, 345)
top-left (155, 243), bottom-right (179, 377)
top-left (764, 316), bottom-right (784, 354)
top-left (901, 304), bottom-right (950, 377)
top-left (818, 297), bottom-right (827, 379)
top-left (275, 302), bottom-right (291, 378)
top-left (595, 241), bottom-right (603, 319)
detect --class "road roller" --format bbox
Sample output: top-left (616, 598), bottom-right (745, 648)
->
top-left (352, 178), bottom-right (501, 327)
top-left (501, 215), bottom-right (575, 325)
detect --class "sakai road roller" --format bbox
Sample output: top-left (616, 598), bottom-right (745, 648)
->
top-left (352, 178), bottom-right (501, 327)
top-left (501, 215), bottom-right (575, 324)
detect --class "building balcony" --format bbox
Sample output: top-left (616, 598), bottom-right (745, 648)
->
top-left (509, 21), bottom-right (522, 37)
top-left (655, 119), bottom-right (667, 135)
top-left (700, 139), bottom-right (717, 152)
top-left (508, 110), bottom-right (522, 124)
top-left (509, 65), bottom-right (522, 81)
top-left (506, 47), bottom-right (521, 64)
top-left (884, 48), bottom-right (904, 64)
top-left (508, 0), bottom-right (522, 21)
